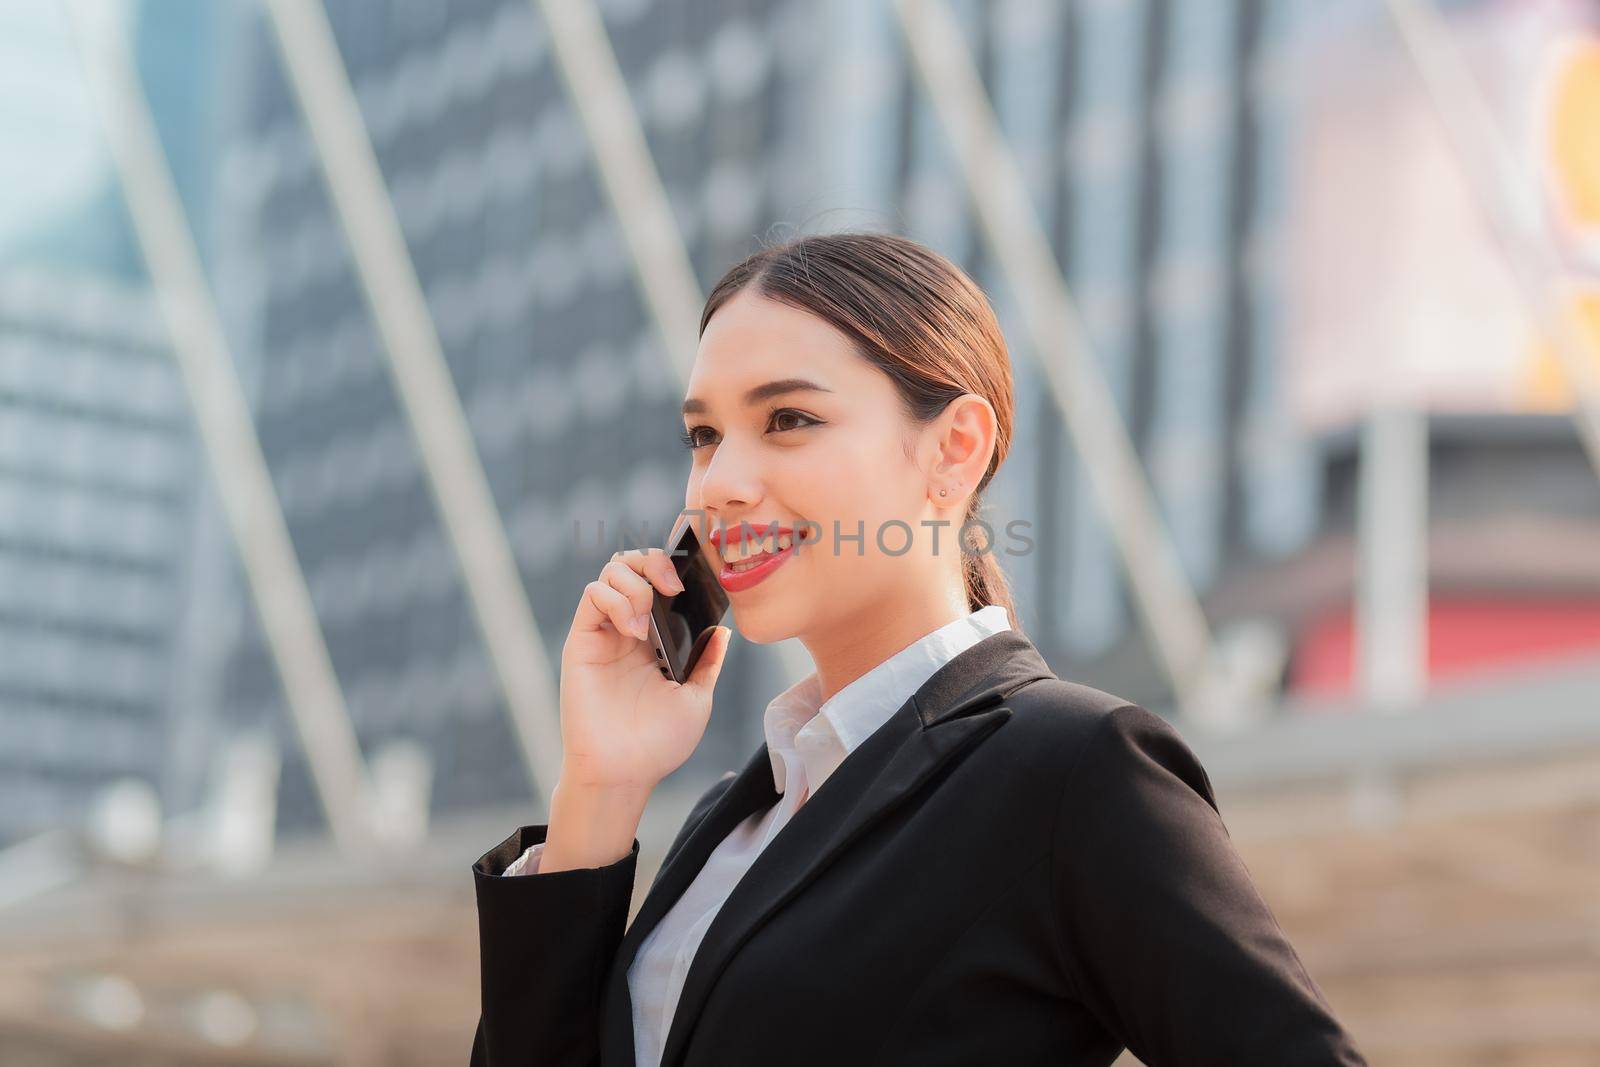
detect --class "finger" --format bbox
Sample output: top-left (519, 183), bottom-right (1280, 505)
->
top-left (600, 558), bottom-right (656, 622)
top-left (641, 547), bottom-right (686, 596)
top-left (683, 626), bottom-right (731, 694)
top-left (613, 547), bottom-right (685, 598)
top-left (581, 579), bottom-right (647, 640)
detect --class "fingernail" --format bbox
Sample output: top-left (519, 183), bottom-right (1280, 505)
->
top-left (631, 615), bottom-right (650, 638)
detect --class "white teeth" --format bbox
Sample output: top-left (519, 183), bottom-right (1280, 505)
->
top-left (721, 530), bottom-right (797, 566)
top-left (729, 556), bottom-right (767, 573)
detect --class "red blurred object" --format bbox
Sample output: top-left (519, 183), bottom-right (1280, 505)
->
top-left (1290, 595), bottom-right (1600, 698)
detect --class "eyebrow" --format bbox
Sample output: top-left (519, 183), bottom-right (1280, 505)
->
top-left (681, 378), bottom-right (834, 416)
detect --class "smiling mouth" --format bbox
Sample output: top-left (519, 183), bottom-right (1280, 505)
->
top-left (715, 528), bottom-right (819, 590)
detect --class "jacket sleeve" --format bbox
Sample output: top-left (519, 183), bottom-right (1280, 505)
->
top-left (468, 824), bottom-right (639, 1067)
top-left (467, 771), bottom-right (740, 1066)
top-left (1051, 704), bottom-right (1369, 1067)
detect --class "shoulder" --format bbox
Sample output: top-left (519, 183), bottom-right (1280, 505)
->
top-left (997, 674), bottom-right (1139, 752)
top-left (1000, 679), bottom-right (1220, 816)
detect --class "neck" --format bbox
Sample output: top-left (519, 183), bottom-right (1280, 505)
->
top-left (801, 582), bottom-right (973, 705)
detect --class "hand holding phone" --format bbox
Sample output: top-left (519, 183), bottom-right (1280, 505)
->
top-left (556, 513), bottom-right (734, 794)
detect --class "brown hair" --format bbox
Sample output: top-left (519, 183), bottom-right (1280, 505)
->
top-left (699, 230), bottom-right (1022, 635)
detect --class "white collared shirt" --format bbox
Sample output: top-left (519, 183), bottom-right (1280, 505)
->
top-left (503, 603), bottom-right (1012, 1067)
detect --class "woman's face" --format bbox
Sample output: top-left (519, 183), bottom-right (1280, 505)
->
top-left (681, 288), bottom-right (973, 644)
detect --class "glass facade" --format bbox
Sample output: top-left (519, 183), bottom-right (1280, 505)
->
top-left (0, 269), bottom-right (197, 843)
top-left (0, 2), bottom-right (225, 846)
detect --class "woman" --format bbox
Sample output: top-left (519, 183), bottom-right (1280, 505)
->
top-left (468, 232), bottom-right (1368, 1066)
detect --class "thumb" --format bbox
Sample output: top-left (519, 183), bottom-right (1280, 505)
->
top-left (684, 626), bottom-right (732, 693)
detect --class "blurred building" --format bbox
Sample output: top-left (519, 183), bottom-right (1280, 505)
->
top-left (0, 269), bottom-right (192, 844)
top-left (0, 1), bottom-right (226, 848)
top-left (1263, 0), bottom-right (1600, 702)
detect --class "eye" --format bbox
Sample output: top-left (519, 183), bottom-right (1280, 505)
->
top-left (679, 408), bottom-right (821, 451)
top-left (768, 408), bottom-right (818, 433)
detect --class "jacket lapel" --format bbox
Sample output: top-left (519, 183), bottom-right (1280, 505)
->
top-left (600, 741), bottom-right (778, 1063)
top-left (604, 628), bottom-right (1057, 1067)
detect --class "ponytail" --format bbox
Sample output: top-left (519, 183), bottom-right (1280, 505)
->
top-left (960, 495), bottom-right (1021, 635)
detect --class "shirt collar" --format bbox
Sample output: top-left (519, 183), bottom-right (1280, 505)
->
top-left (761, 604), bottom-right (1013, 797)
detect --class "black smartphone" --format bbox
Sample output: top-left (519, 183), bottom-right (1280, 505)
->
top-left (646, 516), bottom-right (730, 683)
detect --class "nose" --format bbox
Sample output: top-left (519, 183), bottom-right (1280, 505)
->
top-left (691, 434), bottom-right (763, 522)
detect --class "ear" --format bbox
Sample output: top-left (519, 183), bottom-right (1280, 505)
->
top-left (926, 394), bottom-right (996, 507)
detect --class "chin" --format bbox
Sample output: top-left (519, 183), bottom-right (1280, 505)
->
top-left (725, 602), bottom-right (801, 646)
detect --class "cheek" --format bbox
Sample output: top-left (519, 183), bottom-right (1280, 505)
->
top-left (787, 466), bottom-right (870, 533)
top-left (805, 443), bottom-right (915, 514)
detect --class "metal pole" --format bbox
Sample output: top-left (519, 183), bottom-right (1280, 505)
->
top-left (531, 0), bottom-right (703, 386)
top-left (63, 0), bottom-right (375, 851)
top-left (259, 0), bottom-right (566, 805)
top-left (891, 0), bottom-right (1216, 716)
top-left (530, 0), bottom-right (816, 687)
top-left (1384, 0), bottom-right (1600, 485)
top-left (1356, 404), bottom-right (1430, 710)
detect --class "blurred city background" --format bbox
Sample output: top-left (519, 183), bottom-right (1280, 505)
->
top-left (1, 0), bottom-right (1597, 1062)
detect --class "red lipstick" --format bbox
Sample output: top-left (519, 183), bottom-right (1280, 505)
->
top-left (710, 521), bottom-right (802, 593)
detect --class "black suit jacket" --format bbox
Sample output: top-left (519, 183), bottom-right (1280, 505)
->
top-left (468, 628), bottom-right (1368, 1066)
